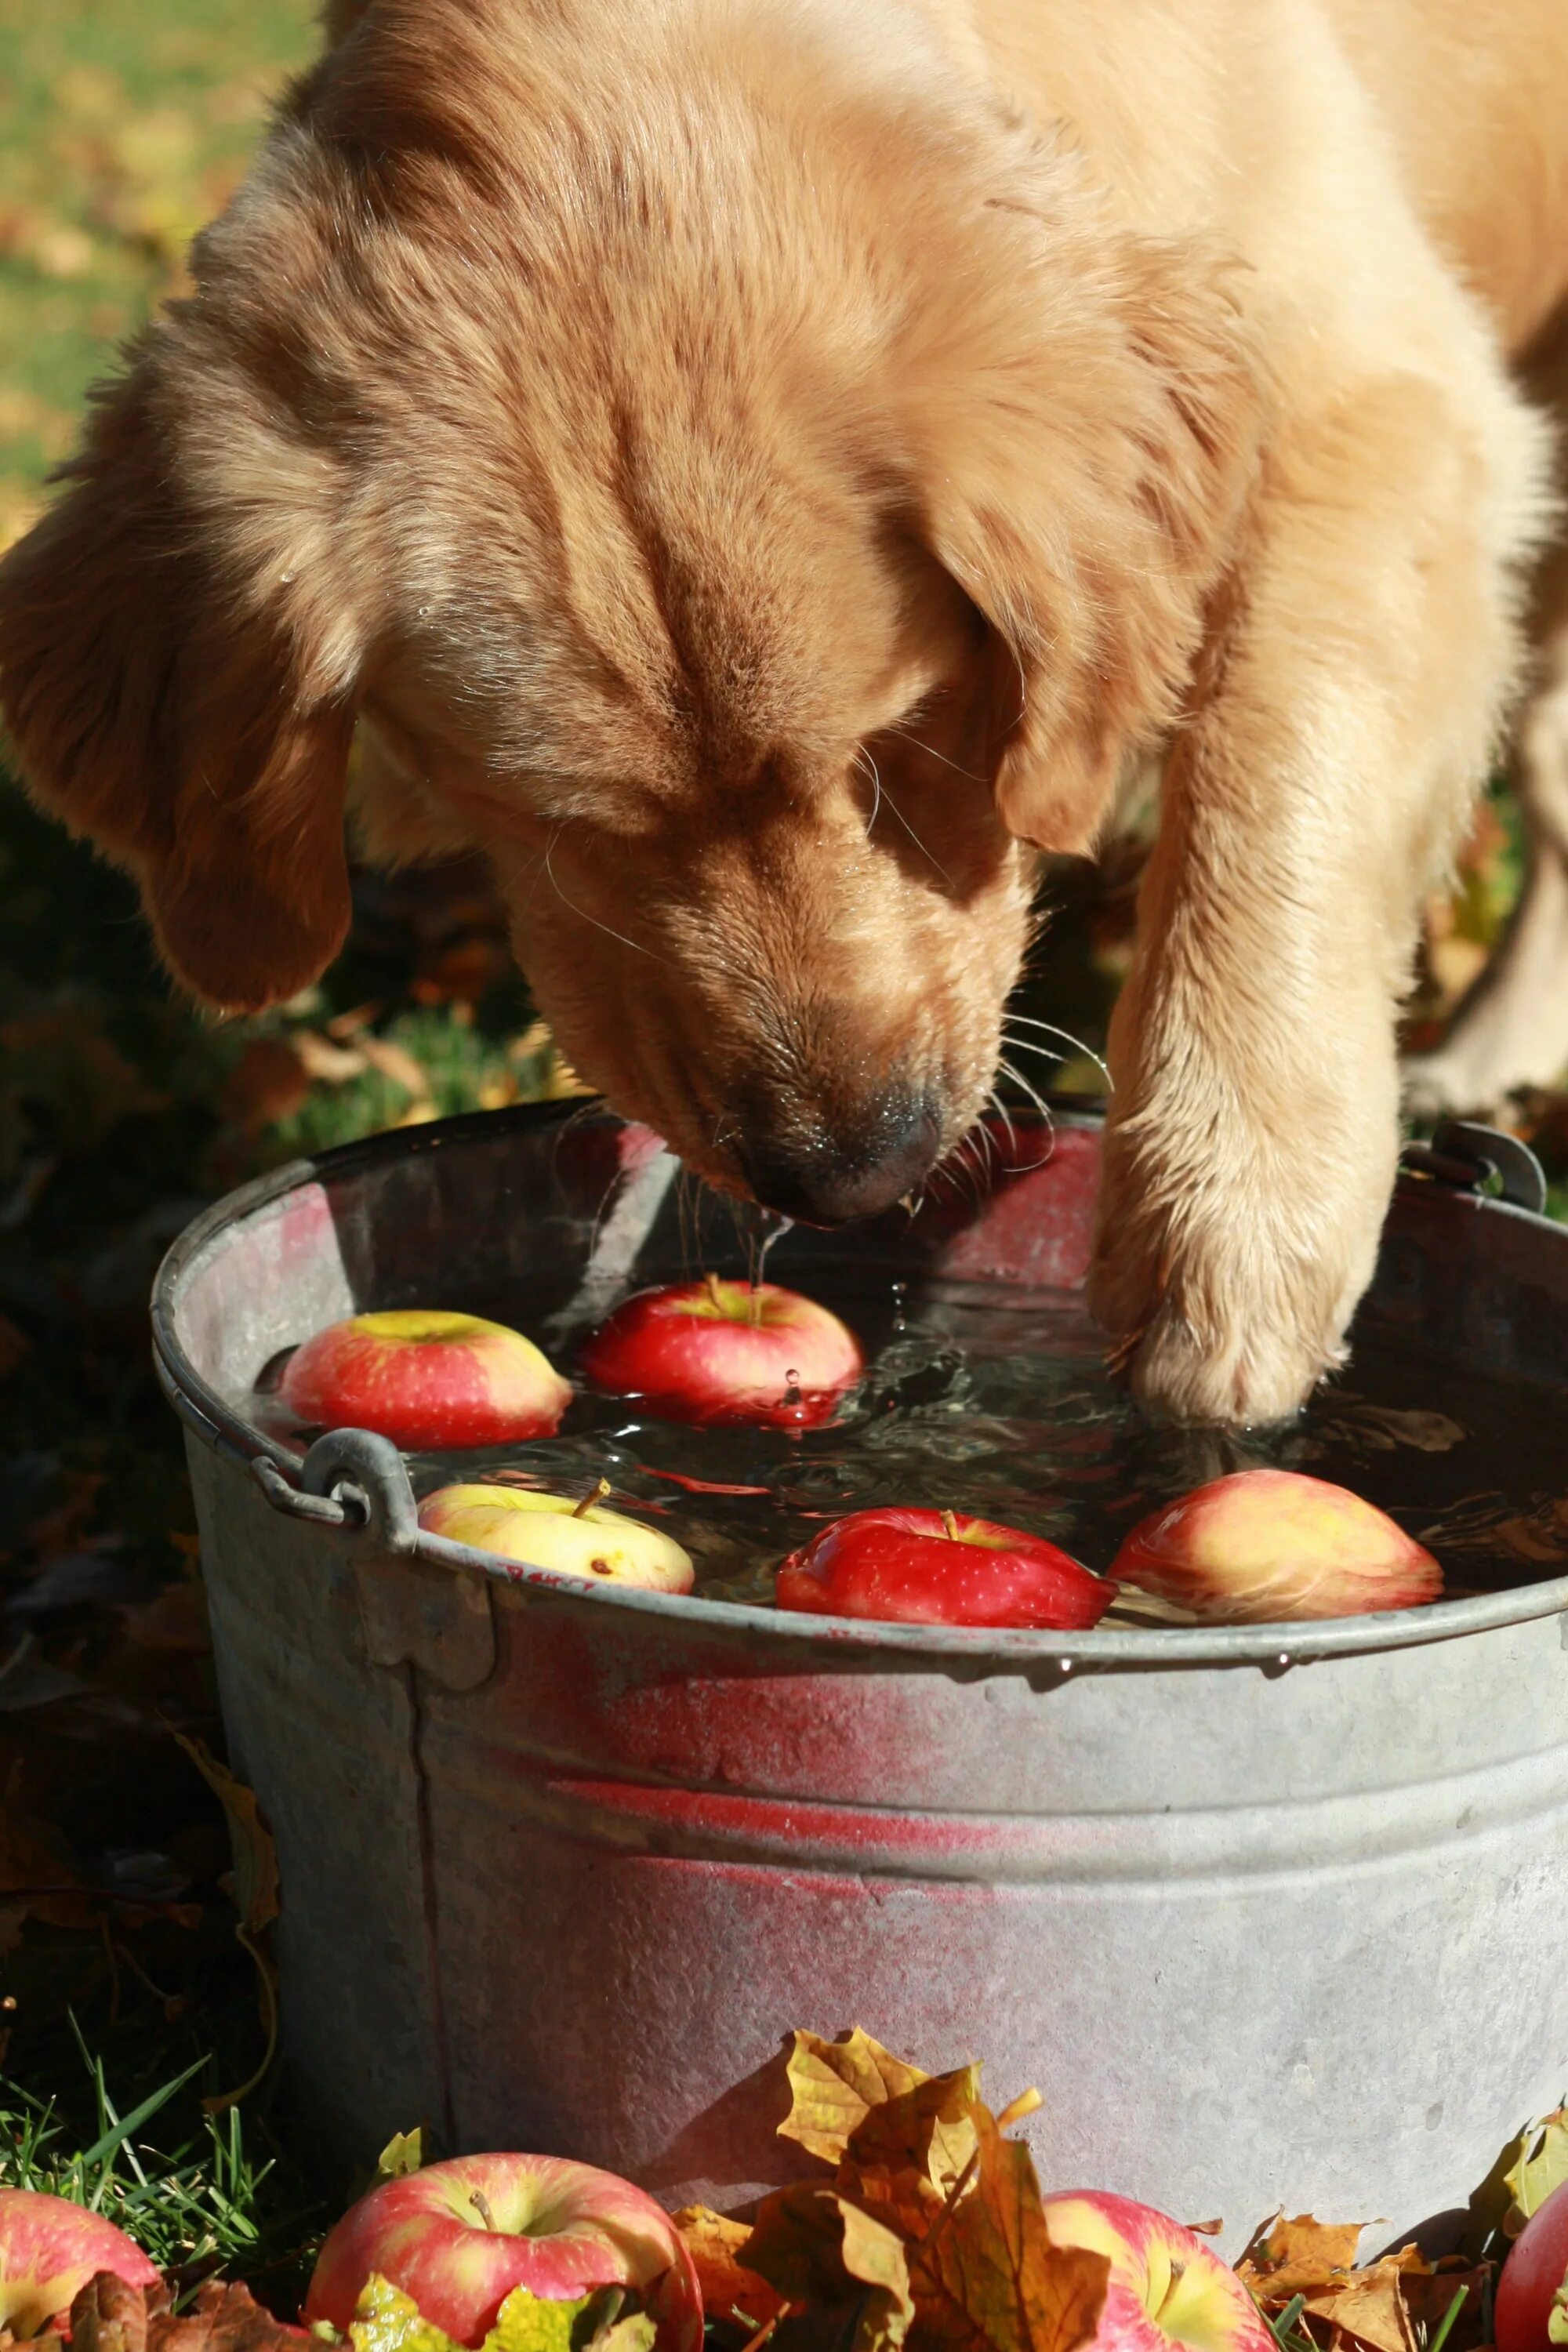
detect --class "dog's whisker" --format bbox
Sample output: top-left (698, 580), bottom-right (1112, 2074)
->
top-left (854, 742), bottom-right (884, 840)
top-left (996, 1055), bottom-right (1057, 1150)
top-left (873, 779), bottom-right (952, 883)
top-left (1004, 1015), bottom-right (1113, 1091)
top-left (882, 724), bottom-right (989, 786)
top-left (985, 1087), bottom-right (1018, 1156)
top-left (545, 832), bottom-right (663, 962)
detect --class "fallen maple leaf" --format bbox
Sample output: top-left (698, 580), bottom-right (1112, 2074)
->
top-left (671, 2209), bottom-right (786, 2333)
top-left (905, 2110), bottom-right (1108, 2352)
top-left (746, 2042), bottom-right (1108, 2352)
top-left (778, 2028), bottom-right (931, 2165)
top-left (1239, 2215), bottom-right (1367, 2300)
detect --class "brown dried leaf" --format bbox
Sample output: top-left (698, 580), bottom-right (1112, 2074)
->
top-left (671, 2209), bottom-right (786, 2334)
top-left (779, 2028), bottom-right (930, 2165)
top-left (0, 1784), bottom-right (100, 1949)
top-left (71, 2274), bottom-right (153, 2352)
top-left (847, 2069), bottom-right (982, 2203)
top-left (745, 2183), bottom-right (858, 2311)
top-left (172, 1735), bottom-right (278, 1934)
top-left (906, 2107), bottom-right (1109, 2352)
top-left (1240, 2216), bottom-right (1367, 2302)
top-left (1299, 2259), bottom-right (1419, 2352)
top-left (144, 2278), bottom-right (307, 2352)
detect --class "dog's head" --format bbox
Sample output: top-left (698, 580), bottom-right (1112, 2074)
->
top-left (0, 0), bottom-right (1260, 1220)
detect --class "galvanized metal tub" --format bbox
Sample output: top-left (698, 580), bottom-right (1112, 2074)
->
top-left (152, 1105), bottom-right (1568, 2250)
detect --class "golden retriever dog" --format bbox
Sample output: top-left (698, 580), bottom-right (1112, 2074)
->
top-left (1, 0), bottom-right (1566, 1425)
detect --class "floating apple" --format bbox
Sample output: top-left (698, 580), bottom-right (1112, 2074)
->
top-left (278, 1310), bottom-right (572, 1449)
top-left (1109, 1468), bottom-right (1442, 1624)
top-left (304, 2154), bottom-right (702, 2352)
top-left (0, 2188), bottom-right (159, 2339)
top-left (1497, 2179), bottom-right (1568, 2352)
top-left (418, 1481), bottom-right (694, 1592)
top-left (774, 1506), bottom-right (1112, 1629)
top-left (581, 1277), bottom-right (862, 1429)
top-left (1038, 2192), bottom-right (1275, 2352)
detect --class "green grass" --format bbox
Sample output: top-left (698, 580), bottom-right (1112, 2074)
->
top-left (1, 2016), bottom-right (326, 2306)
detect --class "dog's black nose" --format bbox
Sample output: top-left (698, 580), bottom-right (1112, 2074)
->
top-left (738, 1087), bottom-right (942, 1225)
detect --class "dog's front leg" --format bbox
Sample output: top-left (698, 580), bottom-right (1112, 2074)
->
top-left (1089, 367), bottom-right (1548, 1425)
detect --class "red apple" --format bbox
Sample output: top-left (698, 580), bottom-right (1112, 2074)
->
top-left (1497, 2180), bottom-right (1568, 2352)
top-left (581, 1278), bottom-right (862, 1429)
top-left (774, 1507), bottom-right (1113, 1629)
top-left (1037, 2192), bottom-right (1275, 2352)
top-left (278, 1310), bottom-right (572, 1449)
top-left (0, 2189), bottom-right (159, 2339)
top-left (1109, 1468), bottom-right (1442, 1624)
top-left (418, 1483), bottom-right (695, 1592)
top-left (303, 2154), bottom-right (702, 2352)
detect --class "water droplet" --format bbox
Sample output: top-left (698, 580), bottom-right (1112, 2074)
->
top-left (278, 570), bottom-right (295, 584)
top-left (1058, 1659), bottom-right (1073, 1675)
top-left (891, 1279), bottom-right (907, 1334)
top-left (783, 1368), bottom-right (802, 1406)
top-left (416, 604), bottom-right (430, 618)
top-left (1277, 1652), bottom-right (1290, 1668)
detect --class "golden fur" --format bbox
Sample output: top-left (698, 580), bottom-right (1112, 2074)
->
top-left (2, 0), bottom-right (1566, 1421)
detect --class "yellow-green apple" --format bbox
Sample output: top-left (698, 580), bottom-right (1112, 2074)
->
top-left (418, 1483), bottom-right (694, 1592)
top-left (775, 1507), bottom-right (1112, 1628)
top-left (0, 2189), bottom-right (159, 2338)
top-left (1037, 2193), bottom-right (1275, 2352)
top-left (303, 2154), bottom-right (702, 2352)
top-left (1496, 2179), bottom-right (1568, 2352)
top-left (278, 1310), bottom-right (572, 1449)
top-left (1109, 1469), bottom-right (1442, 1623)
top-left (581, 1278), bottom-right (862, 1428)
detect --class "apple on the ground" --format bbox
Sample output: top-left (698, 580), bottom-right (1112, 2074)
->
top-left (278, 1310), bottom-right (572, 1450)
top-left (304, 2154), bottom-right (702, 2352)
top-left (1496, 2179), bottom-right (1568, 2352)
top-left (774, 1506), bottom-right (1112, 1629)
top-left (418, 1483), bottom-right (694, 1592)
top-left (581, 1278), bottom-right (862, 1429)
top-left (0, 2188), bottom-right (159, 2339)
top-left (1109, 1468), bottom-right (1442, 1624)
top-left (1037, 2191), bottom-right (1276, 2352)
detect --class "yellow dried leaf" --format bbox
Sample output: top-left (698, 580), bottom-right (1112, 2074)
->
top-left (779, 2027), bottom-right (930, 2164)
top-left (1505, 2112), bottom-right (1568, 2232)
top-left (839, 2198), bottom-right (915, 2352)
top-left (292, 1029), bottom-right (370, 1083)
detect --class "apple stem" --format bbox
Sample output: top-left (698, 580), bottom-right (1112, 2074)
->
top-left (470, 2190), bottom-right (498, 2231)
top-left (572, 1478), bottom-right (612, 1519)
top-left (995, 2086), bottom-right (1043, 2131)
top-left (747, 1284), bottom-right (762, 1327)
top-left (942, 1510), bottom-right (960, 1541)
top-left (705, 1271), bottom-right (724, 1310)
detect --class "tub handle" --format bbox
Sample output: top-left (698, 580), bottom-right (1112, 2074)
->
top-left (1401, 1120), bottom-right (1548, 1214)
top-left (259, 1432), bottom-right (499, 1692)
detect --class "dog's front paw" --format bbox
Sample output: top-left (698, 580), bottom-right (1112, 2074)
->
top-left (1088, 1137), bottom-right (1388, 1428)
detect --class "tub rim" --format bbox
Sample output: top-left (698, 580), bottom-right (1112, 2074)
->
top-left (151, 1097), bottom-right (1568, 1671)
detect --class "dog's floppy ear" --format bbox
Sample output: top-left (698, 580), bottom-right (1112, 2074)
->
top-left (900, 167), bottom-right (1264, 854)
top-left (0, 329), bottom-right (363, 1014)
